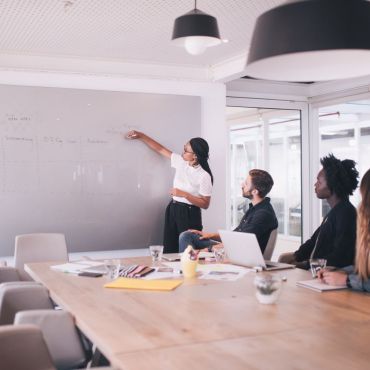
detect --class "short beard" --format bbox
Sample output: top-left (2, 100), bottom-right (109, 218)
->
top-left (243, 191), bottom-right (253, 200)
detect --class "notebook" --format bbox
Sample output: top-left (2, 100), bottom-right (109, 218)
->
top-left (219, 230), bottom-right (295, 271)
top-left (104, 278), bottom-right (183, 291)
top-left (296, 279), bottom-right (347, 292)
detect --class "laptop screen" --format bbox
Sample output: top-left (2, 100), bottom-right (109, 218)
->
top-left (219, 230), bottom-right (266, 268)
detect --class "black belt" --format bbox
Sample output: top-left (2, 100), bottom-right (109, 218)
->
top-left (171, 200), bottom-right (199, 209)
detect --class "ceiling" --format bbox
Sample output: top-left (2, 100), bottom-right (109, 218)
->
top-left (0, 0), bottom-right (286, 81)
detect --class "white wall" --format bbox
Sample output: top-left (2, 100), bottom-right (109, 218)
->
top-left (0, 70), bottom-right (227, 241)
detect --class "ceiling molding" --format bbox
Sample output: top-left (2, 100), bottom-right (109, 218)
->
top-left (0, 53), bottom-right (214, 82)
top-left (308, 75), bottom-right (370, 99)
top-left (209, 52), bottom-right (247, 82)
top-left (0, 69), bottom-right (226, 100)
top-left (226, 78), bottom-right (309, 101)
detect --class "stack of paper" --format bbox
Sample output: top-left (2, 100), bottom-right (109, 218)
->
top-left (50, 261), bottom-right (106, 275)
top-left (162, 262), bottom-right (252, 281)
top-left (198, 263), bottom-right (251, 281)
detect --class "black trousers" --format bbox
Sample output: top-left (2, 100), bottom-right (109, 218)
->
top-left (163, 200), bottom-right (202, 253)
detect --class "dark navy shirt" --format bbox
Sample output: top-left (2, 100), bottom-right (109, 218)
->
top-left (233, 197), bottom-right (278, 253)
top-left (294, 199), bottom-right (357, 268)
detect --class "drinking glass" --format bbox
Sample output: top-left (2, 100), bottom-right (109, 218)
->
top-left (309, 258), bottom-right (327, 278)
top-left (104, 259), bottom-right (121, 280)
top-left (214, 247), bottom-right (225, 263)
top-left (149, 245), bottom-right (164, 266)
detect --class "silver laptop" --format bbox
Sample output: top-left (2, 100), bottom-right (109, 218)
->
top-left (219, 230), bottom-right (294, 271)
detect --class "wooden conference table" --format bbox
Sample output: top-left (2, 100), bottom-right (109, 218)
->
top-left (25, 257), bottom-right (370, 370)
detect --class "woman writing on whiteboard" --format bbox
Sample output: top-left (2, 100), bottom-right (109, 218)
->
top-left (125, 131), bottom-right (213, 254)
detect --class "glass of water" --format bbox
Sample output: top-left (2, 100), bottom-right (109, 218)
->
top-left (149, 245), bottom-right (164, 266)
top-left (309, 258), bottom-right (327, 278)
top-left (214, 247), bottom-right (226, 263)
top-left (104, 259), bottom-right (121, 280)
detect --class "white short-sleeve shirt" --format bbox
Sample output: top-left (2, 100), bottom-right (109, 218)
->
top-left (171, 153), bottom-right (212, 205)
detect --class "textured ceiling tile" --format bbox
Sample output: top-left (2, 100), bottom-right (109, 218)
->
top-left (0, 0), bottom-right (285, 66)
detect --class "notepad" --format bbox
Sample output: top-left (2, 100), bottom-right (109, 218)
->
top-left (296, 279), bottom-right (347, 292)
top-left (104, 277), bottom-right (183, 291)
top-left (51, 261), bottom-right (106, 275)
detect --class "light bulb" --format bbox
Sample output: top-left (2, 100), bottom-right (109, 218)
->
top-left (184, 37), bottom-right (208, 55)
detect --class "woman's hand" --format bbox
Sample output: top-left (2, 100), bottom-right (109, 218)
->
top-left (125, 130), bottom-right (143, 140)
top-left (170, 188), bottom-right (187, 198)
top-left (319, 270), bottom-right (347, 286)
top-left (125, 131), bottom-right (171, 158)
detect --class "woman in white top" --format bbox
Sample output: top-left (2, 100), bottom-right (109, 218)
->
top-left (126, 130), bottom-right (213, 253)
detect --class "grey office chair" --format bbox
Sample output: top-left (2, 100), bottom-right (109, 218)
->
top-left (15, 310), bottom-right (89, 370)
top-left (263, 228), bottom-right (278, 261)
top-left (0, 284), bottom-right (54, 325)
top-left (0, 324), bottom-right (56, 370)
top-left (0, 266), bottom-right (21, 283)
top-left (14, 233), bottom-right (69, 280)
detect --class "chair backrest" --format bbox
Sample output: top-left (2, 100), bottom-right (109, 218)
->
top-left (15, 310), bottom-right (88, 370)
top-left (0, 324), bottom-right (56, 370)
top-left (15, 233), bottom-right (68, 280)
top-left (263, 228), bottom-right (278, 260)
top-left (0, 284), bottom-right (54, 325)
top-left (0, 267), bottom-right (21, 283)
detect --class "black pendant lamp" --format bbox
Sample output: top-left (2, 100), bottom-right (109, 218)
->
top-left (172, 0), bottom-right (222, 55)
top-left (247, 0), bottom-right (370, 82)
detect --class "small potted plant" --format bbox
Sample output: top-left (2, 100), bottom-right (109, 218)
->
top-left (254, 273), bottom-right (282, 304)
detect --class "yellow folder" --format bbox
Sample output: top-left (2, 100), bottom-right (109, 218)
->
top-left (104, 277), bottom-right (183, 291)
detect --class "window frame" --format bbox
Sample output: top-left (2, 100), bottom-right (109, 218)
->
top-left (226, 97), bottom-right (310, 242)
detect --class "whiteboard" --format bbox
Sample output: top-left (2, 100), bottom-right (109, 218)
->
top-left (0, 85), bottom-right (201, 256)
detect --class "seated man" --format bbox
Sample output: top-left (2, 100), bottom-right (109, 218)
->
top-left (179, 169), bottom-right (278, 254)
top-left (279, 154), bottom-right (359, 269)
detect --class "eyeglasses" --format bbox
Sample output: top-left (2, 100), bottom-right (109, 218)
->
top-left (183, 146), bottom-right (194, 154)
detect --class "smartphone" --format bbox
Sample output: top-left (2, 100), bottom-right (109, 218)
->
top-left (78, 271), bottom-right (103, 278)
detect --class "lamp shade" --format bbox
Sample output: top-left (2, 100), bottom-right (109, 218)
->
top-left (172, 9), bottom-right (221, 55)
top-left (246, 0), bottom-right (370, 82)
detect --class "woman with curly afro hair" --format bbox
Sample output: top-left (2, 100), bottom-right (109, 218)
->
top-left (279, 154), bottom-right (359, 269)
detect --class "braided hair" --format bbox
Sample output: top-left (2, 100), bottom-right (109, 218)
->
top-left (189, 137), bottom-right (214, 184)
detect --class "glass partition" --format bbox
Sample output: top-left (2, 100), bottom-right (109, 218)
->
top-left (318, 99), bottom-right (370, 218)
top-left (228, 107), bottom-right (302, 257)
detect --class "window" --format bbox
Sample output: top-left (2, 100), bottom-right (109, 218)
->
top-left (318, 99), bottom-right (370, 217)
top-left (228, 106), bottom-right (302, 257)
